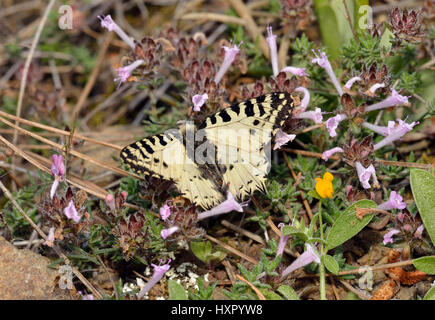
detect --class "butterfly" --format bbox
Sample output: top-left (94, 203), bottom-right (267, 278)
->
top-left (120, 92), bottom-right (294, 209)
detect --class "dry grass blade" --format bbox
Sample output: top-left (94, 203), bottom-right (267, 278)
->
top-left (205, 234), bottom-right (258, 264)
top-left (0, 110), bottom-right (123, 151)
top-left (236, 275), bottom-right (266, 300)
top-left (13, 0), bottom-right (56, 146)
top-left (180, 12), bottom-right (247, 26)
top-left (0, 116), bottom-right (142, 180)
top-left (227, 0), bottom-right (270, 59)
top-left (1, 134), bottom-right (144, 215)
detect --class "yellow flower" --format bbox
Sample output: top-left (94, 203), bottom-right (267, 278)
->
top-left (315, 172), bottom-right (334, 199)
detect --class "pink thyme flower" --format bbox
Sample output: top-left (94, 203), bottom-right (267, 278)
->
top-left (366, 83), bottom-right (385, 96)
top-left (281, 66), bottom-right (308, 77)
top-left (114, 59), bottom-right (144, 85)
top-left (325, 114), bottom-right (347, 137)
top-left (276, 223), bottom-right (289, 257)
top-left (374, 119), bottom-right (419, 150)
top-left (159, 204), bottom-right (171, 221)
top-left (266, 26), bottom-right (279, 76)
top-left (295, 87), bottom-right (310, 112)
top-left (355, 162), bottom-right (378, 189)
top-left (377, 191), bottom-right (406, 211)
top-left (78, 291), bottom-right (94, 300)
top-left (403, 224), bottom-right (413, 232)
top-left (343, 76), bottom-right (362, 91)
top-left (214, 42), bottom-right (242, 84)
top-left (296, 107), bottom-right (323, 124)
top-left (197, 191), bottom-right (246, 221)
top-left (312, 50), bottom-right (343, 96)
top-left (362, 121), bottom-right (390, 136)
top-left (64, 200), bottom-right (81, 223)
top-left (50, 154), bottom-right (65, 199)
top-left (121, 191), bottom-right (128, 201)
top-left (383, 229), bottom-right (400, 245)
top-left (99, 15), bottom-right (135, 49)
top-left (105, 194), bottom-right (115, 211)
top-left (414, 225), bottom-right (424, 239)
top-left (192, 93), bottom-right (209, 112)
top-left (364, 88), bottom-right (410, 113)
top-left (51, 154), bottom-right (65, 177)
top-left (321, 147), bottom-right (344, 161)
top-left (137, 259), bottom-right (171, 299)
top-left (281, 244), bottom-right (320, 279)
top-left (273, 129), bottom-right (296, 150)
top-left (161, 226), bottom-right (179, 239)
top-left (43, 227), bottom-right (55, 247)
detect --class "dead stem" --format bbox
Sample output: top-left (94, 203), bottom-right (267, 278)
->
top-left (0, 110), bottom-right (123, 150)
top-left (221, 219), bottom-right (266, 245)
top-left (180, 12), bottom-right (247, 26)
top-left (0, 116), bottom-right (141, 180)
top-left (13, 0), bottom-right (56, 147)
top-left (355, 206), bottom-right (395, 220)
top-left (69, 33), bottom-right (113, 129)
top-left (227, 0), bottom-right (270, 59)
top-left (283, 152), bottom-right (314, 222)
top-left (205, 234), bottom-right (258, 264)
top-left (282, 148), bottom-right (434, 169)
top-left (236, 274), bottom-right (266, 300)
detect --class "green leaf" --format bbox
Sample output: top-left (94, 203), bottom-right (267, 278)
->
top-left (307, 189), bottom-right (321, 200)
top-left (354, 0), bottom-right (369, 34)
top-left (313, 1), bottom-right (341, 59)
top-left (322, 254), bottom-right (339, 275)
top-left (326, 199), bottom-right (377, 250)
top-left (190, 241), bottom-right (227, 264)
top-left (424, 285), bottom-right (435, 300)
top-left (413, 256), bottom-right (435, 274)
top-left (277, 285), bottom-right (300, 300)
top-left (259, 289), bottom-right (283, 300)
top-left (410, 169), bottom-right (435, 246)
top-left (168, 280), bottom-right (188, 300)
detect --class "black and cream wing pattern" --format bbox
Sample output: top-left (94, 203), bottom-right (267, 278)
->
top-left (120, 92), bottom-right (294, 209)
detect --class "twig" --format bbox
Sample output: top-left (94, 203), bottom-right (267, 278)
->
top-left (221, 220), bottom-right (266, 245)
top-left (283, 153), bottom-right (314, 221)
top-left (69, 33), bottom-right (113, 129)
top-left (342, 0), bottom-right (358, 44)
top-left (0, 116), bottom-right (140, 179)
top-left (227, 0), bottom-right (270, 59)
top-left (329, 275), bottom-right (341, 300)
top-left (180, 12), bottom-right (247, 26)
top-left (0, 134), bottom-right (106, 199)
top-left (236, 275), bottom-right (266, 300)
top-left (95, 255), bottom-right (118, 299)
top-left (266, 217), bottom-right (299, 258)
top-left (282, 148), bottom-right (434, 169)
top-left (355, 207), bottom-right (394, 220)
top-left (338, 279), bottom-right (371, 300)
top-left (13, 0), bottom-right (56, 147)
top-left (338, 260), bottom-right (415, 276)
top-left (375, 159), bottom-right (433, 170)
top-left (277, 34), bottom-right (290, 71)
top-left (222, 260), bottom-right (237, 285)
top-left (0, 179), bottom-right (102, 299)
top-left (205, 234), bottom-right (258, 264)
top-left (0, 110), bottom-right (123, 151)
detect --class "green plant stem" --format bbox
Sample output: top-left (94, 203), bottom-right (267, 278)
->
top-left (318, 200), bottom-right (326, 300)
